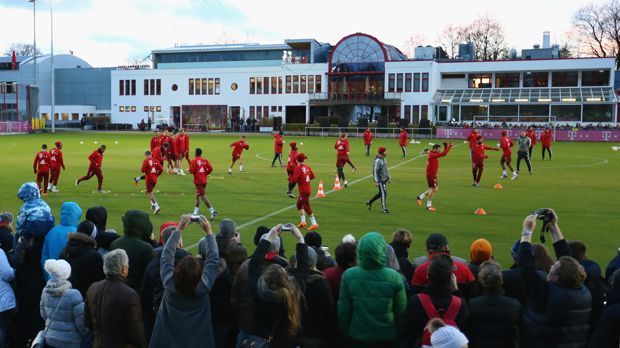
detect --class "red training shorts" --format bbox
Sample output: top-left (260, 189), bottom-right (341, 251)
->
top-left (426, 175), bottom-right (438, 188)
top-left (195, 183), bottom-right (207, 196)
top-left (145, 180), bottom-right (157, 193)
top-left (296, 193), bottom-right (312, 215)
top-left (232, 153), bottom-right (241, 161)
top-left (501, 154), bottom-right (512, 163)
top-left (472, 161), bottom-right (484, 170)
top-left (336, 155), bottom-right (349, 168)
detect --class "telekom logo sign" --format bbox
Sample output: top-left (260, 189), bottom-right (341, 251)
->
top-left (436, 128), bottom-right (620, 142)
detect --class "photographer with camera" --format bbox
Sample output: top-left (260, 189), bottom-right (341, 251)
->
top-left (149, 214), bottom-right (219, 347)
top-left (518, 209), bottom-right (592, 348)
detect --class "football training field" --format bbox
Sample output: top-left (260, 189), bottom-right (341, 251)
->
top-left (4, 131), bottom-right (620, 267)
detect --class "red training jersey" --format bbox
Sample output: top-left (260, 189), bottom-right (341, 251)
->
top-left (363, 130), bottom-right (373, 145)
top-left (141, 156), bottom-right (162, 182)
top-left (335, 139), bottom-right (350, 156)
top-left (500, 136), bottom-right (514, 155)
top-left (189, 156), bottom-right (214, 185)
top-left (291, 163), bottom-right (315, 195)
top-left (411, 253), bottom-right (476, 287)
top-left (33, 151), bottom-right (51, 173)
top-left (472, 143), bottom-right (496, 162)
top-left (152, 146), bottom-right (164, 163)
top-left (150, 136), bottom-right (162, 151)
top-left (287, 149), bottom-right (298, 173)
top-left (399, 131), bottom-right (408, 147)
top-left (541, 130), bottom-right (552, 147)
top-left (230, 140), bottom-right (249, 156)
top-left (467, 132), bottom-right (481, 149)
top-left (273, 134), bottom-right (284, 154)
top-left (174, 135), bottom-right (187, 155)
top-left (88, 149), bottom-right (103, 168)
top-left (526, 130), bottom-right (537, 146)
top-left (49, 148), bottom-right (65, 170)
top-left (426, 144), bottom-right (453, 176)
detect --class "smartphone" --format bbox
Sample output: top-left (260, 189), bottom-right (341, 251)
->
top-left (281, 223), bottom-right (294, 232)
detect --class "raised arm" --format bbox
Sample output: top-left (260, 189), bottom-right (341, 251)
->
top-left (519, 214), bottom-right (549, 311)
top-left (160, 215), bottom-right (190, 289)
top-left (196, 215), bottom-right (219, 295)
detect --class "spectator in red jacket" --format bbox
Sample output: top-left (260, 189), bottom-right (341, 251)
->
top-left (541, 127), bottom-right (553, 161)
top-left (363, 128), bottom-right (373, 156)
top-left (525, 127), bottom-right (536, 158)
top-left (271, 131), bottom-right (284, 167)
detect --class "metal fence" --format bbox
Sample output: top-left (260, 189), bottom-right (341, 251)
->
top-left (304, 127), bottom-right (435, 139)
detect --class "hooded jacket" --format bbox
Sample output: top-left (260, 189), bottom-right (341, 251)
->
top-left (0, 248), bottom-right (16, 312)
top-left (85, 206), bottom-right (120, 252)
top-left (338, 232), bottom-right (407, 342)
top-left (110, 210), bottom-right (154, 292)
top-left (16, 182), bottom-right (54, 239)
top-left (40, 280), bottom-right (87, 348)
top-left (59, 233), bottom-right (105, 297)
top-left (41, 202), bottom-right (82, 279)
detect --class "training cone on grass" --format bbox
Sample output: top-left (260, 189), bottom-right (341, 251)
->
top-left (315, 180), bottom-right (326, 198)
top-left (493, 183), bottom-right (503, 189)
top-left (474, 208), bottom-right (487, 215)
top-left (333, 175), bottom-right (342, 191)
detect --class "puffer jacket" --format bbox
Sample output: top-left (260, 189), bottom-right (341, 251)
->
top-left (16, 182), bottom-right (54, 239)
top-left (0, 248), bottom-right (15, 312)
top-left (110, 210), bottom-right (154, 291)
top-left (337, 232), bottom-right (407, 342)
top-left (40, 280), bottom-right (87, 348)
top-left (41, 202), bottom-right (82, 279)
top-left (59, 233), bottom-right (105, 297)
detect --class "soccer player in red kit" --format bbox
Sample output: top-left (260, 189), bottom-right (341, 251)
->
top-left (48, 141), bottom-right (65, 193)
top-left (134, 142), bottom-right (169, 186)
top-left (76, 145), bottom-right (106, 192)
top-left (335, 133), bottom-right (356, 188)
top-left (416, 142), bottom-right (453, 211)
top-left (526, 126), bottom-right (536, 158)
top-left (176, 128), bottom-right (191, 168)
top-left (499, 130), bottom-right (517, 180)
top-left (471, 137), bottom-right (498, 187)
top-left (174, 130), bottom-right (188, 175)
top-left (150, 130), bottom-right (162, 152)
top-left (291, 153), bottom-right (318, 230)
top-left (189, 148), bottom-right (217, 220)
top-left (398, 128), bottom-right (408, 158)
top-left (271, 131), bottom-right (284, 167)
top-left (141, 151), bottom-right (163, 214)
top-left (33, 144), bottom-right (51, 195)
top-left (467, 128), bottom-right (481, 158)
top-left (286, 142), bottom-right (299, 198)
top-left (228, 136), bottom-right (250, 174)
top-left (363, 128), bottom-right (373, 156)
top-left (541, 127), bottom-right (553, 160)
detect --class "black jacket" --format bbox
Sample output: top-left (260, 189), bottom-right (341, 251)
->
top-left (467, 292), bottom-right (522, 348)
top-left (85, 206), bottom-right (119, 251)
top-left (0, 226), bottom-right (13, 255)
top-left (210, 258), bottom-right (235, 327)
top-left (59, 232), bottom-right (105, 297)
top-left (519, 240), bottom-right (592, 348)
top-left (312, 246), bottom-right (336, 272)
top-left (390, 242), bottom-right (415, 282)
top-left (605, 253), bottom-right (620, 281)
top-left (502, 266), bottom-right (548, 306)
top-left (589, 303), bottom-right (620, 348)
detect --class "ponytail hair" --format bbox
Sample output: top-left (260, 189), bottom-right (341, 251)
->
top-left (262, 264), bottom-right (304, 335)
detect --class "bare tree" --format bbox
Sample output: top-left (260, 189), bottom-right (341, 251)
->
top-left (437, 23), bottom-right (466, 58)
top-left (461, 15), bottom-right (508, 61)
top-left (573, 3), bottom-right (613, 58)
top-left (401, 33), bottom-right (427, 58)
top-left (4, 42), bottom-right (42, 56)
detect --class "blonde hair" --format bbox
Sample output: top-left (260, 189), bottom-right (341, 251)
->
top-left (262, 264), bottom-right (304, 335)
top-left (391, 229), bottom-right (412, 248)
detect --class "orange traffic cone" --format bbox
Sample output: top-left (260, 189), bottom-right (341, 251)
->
top-left (315, 180), bottom-right (326, 198)
top-left (474, 208), bottom-right (487, 215)
top-left (333, 175), bottom-right (342, 191)
top-left (493, 183), bottom-right (503, 189)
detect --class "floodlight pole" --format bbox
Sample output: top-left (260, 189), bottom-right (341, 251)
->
top-left (50, 0), bottom-right (55, 133)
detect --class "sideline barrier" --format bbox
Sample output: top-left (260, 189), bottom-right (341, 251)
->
top-left (0, 121), bottom-right (32, 134)
top-left (437, 128), bottom-right (620, 142)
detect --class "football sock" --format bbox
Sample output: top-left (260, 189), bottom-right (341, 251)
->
top-left (427, 200), bottom-right (432, 208)
top-left (193, 207), bottom-right (199, 215)
top-left (300, 215), bottom-right (306, 224)
top-left (419, 192), bottom-right (426, 199)
top-left (502, 170), bottom-right (507, 176)
top-left (209, 207), bottom-right (215, 214)
top-left (310, 216), bottom-right (317, 226)
top-left (240, 165), bottom-right (244, 171)
top-left (154, 203), bottom-right (160, 210)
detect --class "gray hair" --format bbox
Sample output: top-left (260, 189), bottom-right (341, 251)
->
top-left (478, 260), bottom-right (503, 291)
top-left (103, 249), bottom-right (129, 277)
top-left (260, 233), bottom-right (281, 253)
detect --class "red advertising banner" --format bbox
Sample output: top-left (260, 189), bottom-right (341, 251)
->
top-left (437, 128), bottom-right (620, 142)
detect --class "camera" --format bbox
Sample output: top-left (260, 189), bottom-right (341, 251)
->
top-left (190, 215), bottom-right (201, 222)
top-left (281, 223), bottom-right (294, 232)
top-left (533, 208), bottom-right (555, 243)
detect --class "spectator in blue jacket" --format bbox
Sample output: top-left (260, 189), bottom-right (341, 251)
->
top-left (41, 202), bottom-right (82, 280)
top-left (0, 247), bottom-right (15, 347)
top-left (15, 182), bottom-right (54, 239)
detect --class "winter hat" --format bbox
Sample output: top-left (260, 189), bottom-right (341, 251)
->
top-left (470, 239), bottom-right (493, 264)
top-left (305, 231), bottom-right (322, 248)
top-left (0, 212), bottom-right (13, 225)
top-left (378, 147), bottom-right (387, 154)
top-left (159, 222), bottom-right (178, 245)
top-left (216, 219), bottom-right (237, 255)
top-left (342, 234), bottom-right (356, 244)
top-left (77, 220), bottom-right (97, 239)
top-left (254, 226), bottom-right (270, 246)
top-left (44, 259), bottom-right (71, 281)
top-left (307, 246), bottom-right (318, 269)
top-left (289, 142), bottom-right (297, 149)
top-left (260, 233), bottom-right (281, 259)
top-left (430, 325), bottom-right (469, 348)
top-left (426, 233), bottom-right (448, 250)
top-left (296, 153), bottom-right (307, 162)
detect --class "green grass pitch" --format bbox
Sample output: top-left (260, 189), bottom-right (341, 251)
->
top-left (3, 131), bottom-right (619, 267)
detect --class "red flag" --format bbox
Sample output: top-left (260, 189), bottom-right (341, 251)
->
top-left (11, 51), bottom-right (16, 70)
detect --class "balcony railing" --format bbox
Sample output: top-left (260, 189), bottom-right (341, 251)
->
top-left (308, 92), bottom-right (402, 105)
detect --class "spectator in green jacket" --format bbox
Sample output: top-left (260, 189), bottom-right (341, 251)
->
top-left (337, 232), bottom-right (407, 346)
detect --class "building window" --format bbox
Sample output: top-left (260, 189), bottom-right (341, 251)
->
top-left (195, 78), bottom-right (202, 95)
top-left (189, 79), bottom-right (195, 95)
top-left (144, 106), bottom-right (149, 112)
top-left (131, 80), bottom-right (136, 95)
top-left (551, 105), bottom-right (581, 121)
top-left (582, 70), bottom-right (610, 86)
top-left (552, 71), bottom-right (578, 87)
top-left (583, 104), bottom-right (613, 122)
top-left (257, 77), bottom-right (263, 94)
top-left (396, 73), bottom-right (404, 92)
top-left (156, 79), bottom-right (161, 95)
top-left (278, 106), bottom-right (283, 112)
top-left (388, 73), bottom-right (395, 92)
top-left (523, 72), bottom-right (549, 87)
top-left (412, 105), bottom-right (420, 122)
top-left (278, 76), bottom-right (283, 94)
top-left (119, 80), bottom-right (124, 95)
top-left (131, 106), bottom-right (137, 112)
top-left (271, 76), bottom-right (277, 94)
top-left (263, 77), bottom-right (269, 94)
top-left (308, 75), bottom-right (315, 93)
top-left (271, 106), bottom-right (278, 112)
top-left (413, 73), bottom-right (420, 92)
top-left (469, 74), bottom-right (491, 88)
top-left (201, 78), bottom-right (207, 95)
top-left (293, 75), bottom-right (299, 93)
top-left (172, 84), bottom-right (178, 91)
top-left (405, 73), bottom-right (412, 92)
top-left (301, 75), bottom-right (307, 93)
top-left (404, 105), bottom-right (411, 121)
top-left (421, 105), bottom-right (428, 120)
top-left (315, 75), bottom-right (322, 92)
top-left (215, 78), bottom-right (220, 94)
top-left (144, 80), bottom-right (149, 95)
top-left (119, 106), bottom-right (124, 112)
top-left (249, 106), bottom-right (255, 119)
top-left (263, 106), bottom-right (269, 118)
top-left (125, 80), bottom-right (131, 96)
top-left (156, 106), bottom-right (161, 112)
top-left (495, 73), bottom-right (520, 88)
top-left (285, 76), bottom-right (292, 93)
top-left (208, 78), bottom-right (214, 95)
top-left (422, 73), bottom-right (429, 92)
top-left (257, 105), bottom-right (262, 119)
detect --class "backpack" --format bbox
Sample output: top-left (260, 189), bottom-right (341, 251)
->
top-left (418, 293), bottom-right (462, 347)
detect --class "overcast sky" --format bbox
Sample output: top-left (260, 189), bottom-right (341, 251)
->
top-left (0, 0), bottom-right (606, 67)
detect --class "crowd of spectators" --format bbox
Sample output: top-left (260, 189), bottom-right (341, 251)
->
top-left (0, 181), bottom-right (618, 347)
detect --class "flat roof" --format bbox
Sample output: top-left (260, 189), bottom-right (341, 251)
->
top-left (152, 43), bottom-right (290, 54)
